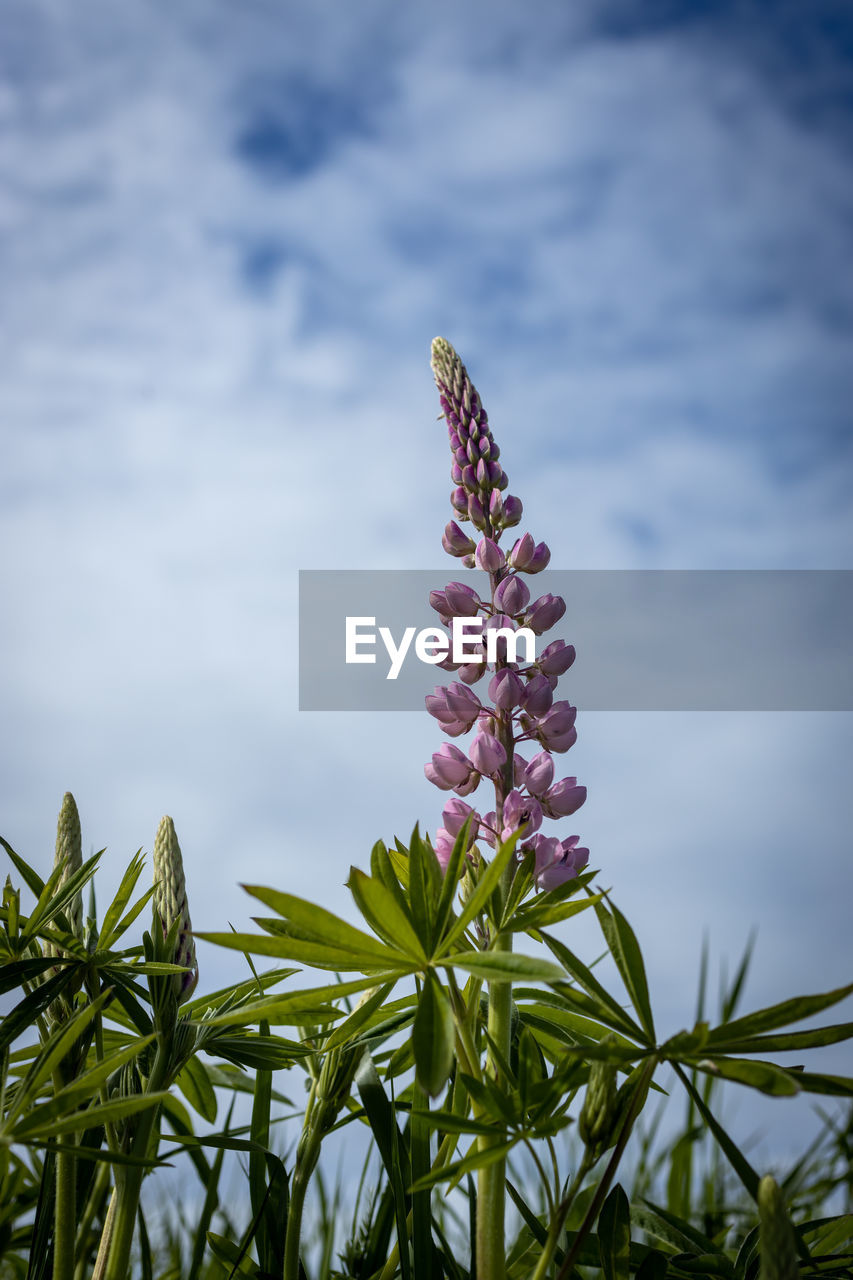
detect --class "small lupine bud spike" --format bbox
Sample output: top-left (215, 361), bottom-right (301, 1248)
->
top-left (54, 792), bottom-right (83, 941)
top-left (153, 815), bottom-right (198, 1004)
top-left (579, 1050), bottom-right (619, 1154)
top-left (758, 1176), bottom-right (800, 1280)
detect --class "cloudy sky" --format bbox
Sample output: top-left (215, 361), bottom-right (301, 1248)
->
top-left (2, 0), bottom-right (852, 1162)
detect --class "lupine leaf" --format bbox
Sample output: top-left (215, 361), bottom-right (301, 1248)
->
top-left (449, 951), bottom-right (565, 983)
top-left (97, 850), bottom-right (146, 950)
top-left (176, 1057), bottom-right (218, 1123)
top-left (705, 982), bottom-right (853, 1045)
top-left (437, 833), bottom-right (520, 955)
top-left (673, 1063), bottom-right (759, 1201)
top-left (239, 886), bottom-right (401, 961)
top-left (0, 835), bottom-right (45, 898)
top-left (540, 931), bottom-right (645, 1040)
top-left (347, 868), bottom-right (427, 960)
top-left (688, 1056), bottom-right (800, 1097)
top-left (594, 898), bottom-right (656, 1044)
top-left (413, 973), bottom-right (455, 1097)
top-left (701, 1021), bottom-right (853, 1055)
top-left (599, 1183), bottom-right (631, 1280)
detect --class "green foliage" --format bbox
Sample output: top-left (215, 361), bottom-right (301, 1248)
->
top-left (1, 808), bottom-right (852, 1279)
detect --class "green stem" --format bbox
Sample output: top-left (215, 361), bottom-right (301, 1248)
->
top-left (101, 1044), bottom-right (168, 1280)
top-left (476, 925), bottom-right (513, 1280)
top-left (74, 1160), bottom-right (110, 1280)
top-left (53, 1140), bottom-right (76, 1280)
top-left (282, 1121), bottom-right (322, 1280)
top-left (529, 1156), bottom-right (591, 1280)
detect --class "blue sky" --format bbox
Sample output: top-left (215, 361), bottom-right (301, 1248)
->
top-left (2, 0), bottom-right (852, 1162)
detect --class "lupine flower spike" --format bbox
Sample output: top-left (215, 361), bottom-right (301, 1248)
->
top-left (426, 338), bottom-right (588, 889)
top-left (152, 815), bottom-right (198, 1003)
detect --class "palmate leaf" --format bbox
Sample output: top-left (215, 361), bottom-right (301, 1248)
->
top-left (203, 974), bottom-right (391, 1027)
top-left (96, 849), bottom-right (147, 950)
top-left (436, 832), bottom-right (521, 956)
top-left (540, 931), bottom-right (647, 1041)
top-left (10, 1091), bottom-right (173, 1143)
top-left (347, 868), bottom-right (427, 961)
top-left (196, 926), bottom-right (410, 973)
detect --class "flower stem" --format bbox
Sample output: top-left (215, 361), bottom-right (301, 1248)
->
top-left (101, 1044), bottom-right (168, 1280)
top-left (282, 1121), bottom-right (322, 1280)
top-left (53, 1140), bottom-right (76, 1280)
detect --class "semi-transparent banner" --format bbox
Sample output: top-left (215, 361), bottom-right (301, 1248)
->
top-left (298, 570), bottom-right (853, 711)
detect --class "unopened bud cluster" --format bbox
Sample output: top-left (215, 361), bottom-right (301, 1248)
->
top-left (758, 1176), bottom-right (800, 1280)
top-left (426, 339), bottom-right (588, 891)
top-left (153, 815), bottom-right (198, 1004)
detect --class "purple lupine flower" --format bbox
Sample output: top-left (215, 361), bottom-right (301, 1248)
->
top-left (489, 668), bottom-right (525, 711)
top-left (443, 797), bottom-right (480, 840)
top-left (425, 683), bottom-right (481, 737)
top-left (526, 541), bottom-right (552, 573)
top-left (522, 750), bottom-right (555, 797)
top-left (444, 581), bottom-right (482, 616)
top-left (434, 827), bottom-right (456, 871)
top-left (539, 639), bottom-right (576, 677)
top-left (509, 532), bottom-right (536, 570)
top-left (523, 673), bottom-right (554, 718)
top-left (542, 778), bottom-right (587, 818)
top-left (502, 494), bottom-right (523, 527)
top-left (534, 835), bottom-right (589, 890)
top-left (443, 521), bottom-right (477, 558)
top-left (494, 574), bottom-right (530, 616)
top-left (429, 337), bottom-right (588, 888)
top-left (534, 702), bottom-right (578, 753)
top-left (475, 537), bottom-right (504, 573)
top-left (425, 744), bottom-right (474, 790)
top-left (501, 790), bottom-right (543, 841)
top-left (469, 731), bottom-right (507, 777)
top-left (526, 593), bottom-right (567, 635)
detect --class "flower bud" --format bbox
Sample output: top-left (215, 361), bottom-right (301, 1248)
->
top-left (539, 640), bottom-right (576, 677)
top-left (525, 593), bottom-right (566, 635)
top-left (425, 744), bottom-right (474, 790)
top-left (153, 815), bottom-right (198, 1004)
top-left (758, 1176), bottom-right (799, 1280)
top-left (494, 574), bottom-right (530, 616)
top-left (523, 673), bottom-right (554, 718)
top-left (522, 751), bottom-right (555, 797)
top-left (468, 493), bottom-right (487, 529)
top-left (488, 668), bottom-right (525, 711)
top-left (444, 581), bottom-right (481, 617)
top-left (488, 489), bottom-right (503, 523)
top-left (469, 731), bottom-right (507, 777)
top-left (535, 701), bottom-right (578, 753)
top-left (502, 494), bottom-right (523, 526)
top-left (451, 487), bottom-right (468, 515)
top-left (442, 798), bottom-right (479, 841)
top-left (542, 778), bottom-right (587, 818)
top-left (579, 1054), bottom-right (619, 1154)
top-left (475, 537), bottom-right (505, 573)
top-left (54, 792), bottom-right (83, 941)
top-left (509, 532), bottom-right (536, 570)
top-left (527, 541), bottom-right (551, 573)
top-left (442, 521), bottom-right (476, 558)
